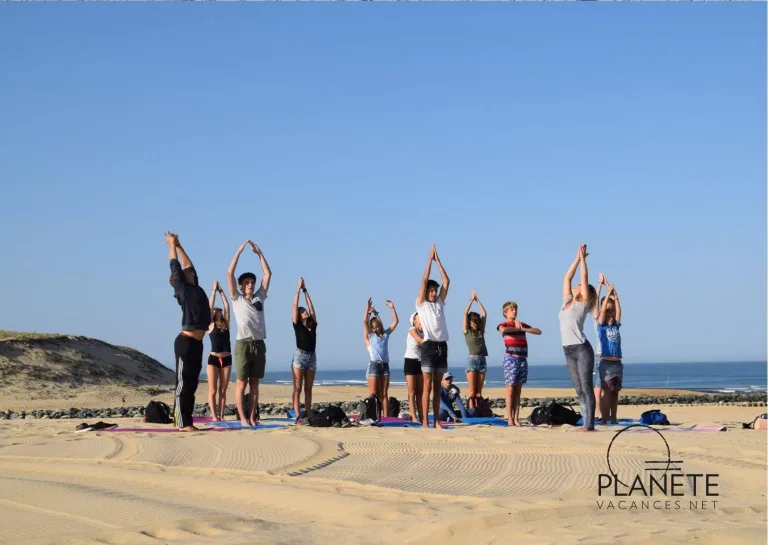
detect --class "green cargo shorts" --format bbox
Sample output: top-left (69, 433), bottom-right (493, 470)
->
top-left (235, 339), bottom-right (266, 380)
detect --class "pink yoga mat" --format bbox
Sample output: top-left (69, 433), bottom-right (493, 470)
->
top-left (102, 427), bottom-right (228, 433)
top-left (193, 416), bottom-right (214, 423)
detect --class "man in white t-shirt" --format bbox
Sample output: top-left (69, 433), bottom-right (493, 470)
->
top-left (227, 240), bottom-right (272, 427)
top-left (416, 244), bottom-right (450, 428)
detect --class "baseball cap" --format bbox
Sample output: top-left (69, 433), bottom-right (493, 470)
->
top-left (443, 371), bottom-right (454, 380)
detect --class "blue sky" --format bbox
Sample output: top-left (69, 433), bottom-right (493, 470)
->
top-left (0, 5), bottom-right (765, 371)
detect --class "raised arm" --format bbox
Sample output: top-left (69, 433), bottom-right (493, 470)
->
top-left (227, 240), bottom-right (250, 299)
top-left (434, 246), bottom-right (450, 302)
top-left (578, 244), bottom-right (589, 302)
top-left (175, 237), bottom-right (194, 271)
top-left (475, 292), bottom-right (487, 332)
top-left (251, 242), bottom-right (272, 294)
top-left (597, 287), bottom-right (611, 326)
top-left (166, 232), bottom-right (184, 293)
top-left (363, 298), bottom-right (373, 341)
top-left (219, 283), bottom-right (230, 325)
top-left (613, 285), bottom-right (621, 323)
top-left (385, 300), bottom-right (398, 334)
top-left (462, 291), bottom-right (474, 333)
top-left (593, 273), bottom-right (606, 319)
top-left (416, 245), bottom-right (436, 306)
top-left (293, 277), bottom-right (303, 324)
top-left (209, 280), bottom-right (218, 314)
top-left (304, 286), bottom-right (316, 320)
top-left (563, 252), bottom-right (580, 301)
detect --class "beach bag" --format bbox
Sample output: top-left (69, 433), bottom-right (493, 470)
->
top-left (322, 405), bottom-right (350, 427)
top-left (528, 405), bottom-right (550, 426)
top-left (144, 401), bottom-right (172, 424)
top-left (307, 409), bottom-right (332, 428)
top-left (357, 395), bottom-right (380, 421)
top-left (547, 402), bottom-right (581, 426)
top-left (388, 397), bottom-right (401, 417)
top-left (742, 414), bottom-right (768, 429)
top-left (468, 395), bottom-right (493, 418)
top-left (640, 409), bottom-right (670, 426)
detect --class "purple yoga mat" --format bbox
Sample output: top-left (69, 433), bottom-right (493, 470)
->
top-left (102, 427), bottom-right (228, 433)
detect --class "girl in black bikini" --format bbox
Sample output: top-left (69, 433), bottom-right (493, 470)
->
top-left (207, 280), bottom-right (232, 421)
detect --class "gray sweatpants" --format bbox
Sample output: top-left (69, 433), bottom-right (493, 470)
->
top-left (563, 340), bottom-right (596, 430)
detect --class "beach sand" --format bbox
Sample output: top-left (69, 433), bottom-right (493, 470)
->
top-left (0, 397), bottom-right (765, 545)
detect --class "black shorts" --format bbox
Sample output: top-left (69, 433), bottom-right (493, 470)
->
top-left (208, 354), bottom-right (233, 369)
top-left (404, 358), bottom-right (422, 376)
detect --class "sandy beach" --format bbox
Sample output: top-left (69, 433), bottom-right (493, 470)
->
top-left (1, 395), bottom-right (765, 545)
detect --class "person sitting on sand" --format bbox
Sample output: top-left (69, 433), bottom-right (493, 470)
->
top-left (292, 277), bottom-right (318, 420)
top-left (403, 312), bottom-right (424, 423)
top-left (463, 289), bottom-right (489, 405)
top-left (597, 283), bottom-right (623, 425)
top-left (497, 301), bottom-right (542, 426)
top-left (438, 372), bottom-right (468, 422)
top-left (364, 298), bottom-right (399, 419)
top-left (166, 232), bottom-right (211, 432)
top-left (416, 244), bottom-right (451, 429)
top-left (207, 280), bottom-right (231, 422)
top-left (558, 244), bottom-right (598, 432)
top-left (227, 239), bottom-right (272, 427)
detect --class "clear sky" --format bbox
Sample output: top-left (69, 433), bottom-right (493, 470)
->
top-left (1, 5), bottom-right (765, 371)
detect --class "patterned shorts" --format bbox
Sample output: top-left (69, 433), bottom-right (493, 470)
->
top-left (503, 354), bottom-right (528, 385)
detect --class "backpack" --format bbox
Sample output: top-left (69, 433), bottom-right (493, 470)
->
top-left (640, 409), bottom-right (670, 426)
top-left (322, 405), bottom-right (350, 427)
top-left (145, 401), bottom-right (172, 424)
top-left (388, 397), bottom-right (401, 417)
top-left (528, 402), bottom-right (580, 426)
top-left (357, 395), bottom-right (380, 421)
top-left (468, 394), bottom-right (493, 418)
top-left (743, 414), bottom-right (768, 429)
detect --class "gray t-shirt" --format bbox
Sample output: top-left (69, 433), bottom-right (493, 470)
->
top-left (558, 295), bottom-right (589, 347)
top-left (231, 286), bottom-right (268, 341)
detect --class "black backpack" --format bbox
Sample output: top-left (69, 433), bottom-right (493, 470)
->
top-left (145, 401), bottom-right (172, 424)
top-left (388, 397), bottom-right (401, 417)
top-left (357, 395), bottom-right (380, 421)
top-left (322, 405), bottom-right (350, 427)
top-left (297, 408), bottom-right (332, 427)
top-left (529, 402), bottom-right (581, 426)
top-left (468, 394), bottom-right (493, 418)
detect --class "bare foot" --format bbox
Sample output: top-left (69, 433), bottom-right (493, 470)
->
top-left (572, 427), bottom-right (590, 433)
top-left (508, 420), bottom-right (515, 426)
top-left (513, 420), bottom-right (521, 426)
top-left (240, 419), bottom-right (250, 427)
top-left (179, 425), bottom-right (199, 432)
top-left (435, 421), bottom-right (443, 429)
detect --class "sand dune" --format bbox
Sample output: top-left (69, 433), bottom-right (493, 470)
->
top-left (0, 404), bottom-right (765, 545)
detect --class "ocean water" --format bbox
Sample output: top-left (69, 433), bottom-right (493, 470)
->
top-left (206, 361), bottom-right (767, 393)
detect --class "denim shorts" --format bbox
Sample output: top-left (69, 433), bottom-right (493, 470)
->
top-left (598, 359), bottom-right (623, 391)
top-left (367, 360), bottom-right (390, 377)
top-left (421, 341), bottom-right (448, 374)
top-left (503, 354), bottom-right (528, 385)
top-left (292, 349), bottom-right (317, 371)
top-left (466, 355), bottom-right (487, 373)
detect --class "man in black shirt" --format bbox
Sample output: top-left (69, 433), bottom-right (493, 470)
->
top-left (166, 232), bottom-right (211, 431)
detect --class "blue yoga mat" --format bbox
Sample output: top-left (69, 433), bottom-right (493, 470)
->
top-left (375, 421), bottom-right (423, 428)
top-left (212, 421), bottom-right (287, 430)
top-left (575, 417), bottom-right (640, 426)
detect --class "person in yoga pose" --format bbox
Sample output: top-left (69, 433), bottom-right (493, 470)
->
top-left (292, 277), bottom-right (318, 419)
top-left (592, 272), bottom-right (608, 419)
top-left (416, 244), bottom-right (450, 429)
top-left (558, 244), bottom-right (598, 432)
top-left (403, 312), bottom-right (424, 423)
top-left (462, 289), bottom-right (488, 405)
top-left (438, 371), bottom-right (469, 423)
top-left (497, 301), bottom-right (542, 426)
top-left (165, 232), bottom-right (211, 432)
top-left (597, 283), bottom-right (623, 424)
top-left (363, 298), bottom-right (399, 419)
top-left (227, 239), bottom-right (272, 427)
top-left (207, 280), bottom-right (231, 422)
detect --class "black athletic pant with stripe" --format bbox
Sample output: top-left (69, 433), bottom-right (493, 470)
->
top-left (173, 334), bottom-right (203, 428)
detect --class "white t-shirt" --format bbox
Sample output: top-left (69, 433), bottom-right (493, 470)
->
top-left (416, 299), bottom-right (449, 342)
top-left (404, 327), bottom-right (422, 360)
top-left (231, 286), bottom-right (268, 341)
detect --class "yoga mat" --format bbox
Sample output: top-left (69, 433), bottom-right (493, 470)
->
top-left (576, 418), bottom-right (640, 426)
top-left (375, 421), bottom-right (422, 427)
top-left (212, 421), bottom-right (287, 430)
top-left (458, 417), bottom-right (508, 426)
top-left (627, 424), bottom-right (726, 432)
top-left (193, 416), bottom-right (214, 423)
top-left (103, 427), bottom-right (227, 433)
